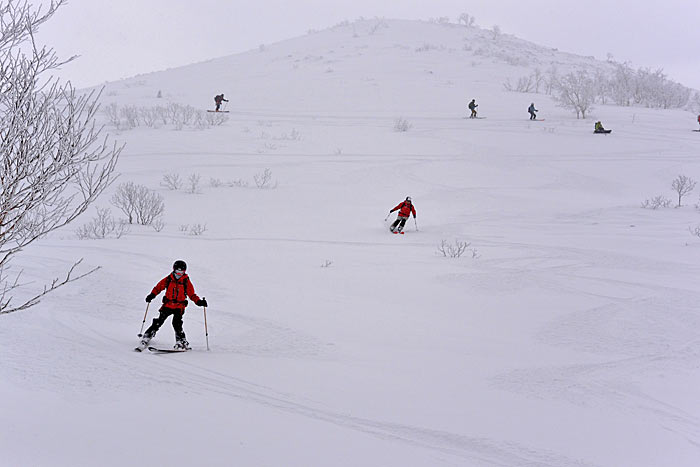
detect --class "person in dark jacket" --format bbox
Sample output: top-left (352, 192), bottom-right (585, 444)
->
top-left (214, 93), bottom-right (229, 111)
top-left (528, 103), bottom-right (538, 120)
top-left (468, 99), bottom-right (478, 118)
top-left (138, 260), bottom-right (207, 350)
top-left (389, 197), bottom-right (417, 234)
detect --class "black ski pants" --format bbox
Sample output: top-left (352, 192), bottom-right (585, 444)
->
top-left (529, 111), bottom-right (536, 120)
top-left (390, 216), bottom-right (408, 232)
top-left (144, 306), bottom-right (186, 340)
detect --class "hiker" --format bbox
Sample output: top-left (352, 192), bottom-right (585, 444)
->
top-left (468, 99), bottom-right (478, 118)
top-left (214, 93), bottom-right (229, 112)
top-left (594, 121), bottom-right (611, 134)
top-left (528, 103), bottom-right (538, 120)
top-left (137, 260), bottom-right (208, 351)
top-left (389, 197), bottom-right (417, 234)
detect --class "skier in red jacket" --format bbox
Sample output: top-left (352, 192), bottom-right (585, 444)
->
top-left (137, 260), bottom-right (207, 351)
top-left (389, 196), bottom-right (416, 234)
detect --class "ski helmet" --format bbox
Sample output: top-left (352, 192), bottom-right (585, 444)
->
top-left (405, 196), bottom-right (412, 202)
top-left (173, 260), bottom-right (187, 271)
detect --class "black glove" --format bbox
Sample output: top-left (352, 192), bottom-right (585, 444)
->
top-left (145, 293), bottom-right (155, 303)
top-left (196, 298), bottom-right (208, 307)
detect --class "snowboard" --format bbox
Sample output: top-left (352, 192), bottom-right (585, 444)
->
top-left (693, 129), bottom-right (700, 132)
top-left (207, 110), bottom-right (230, 113)
top-left (464, 116), bottom-right (486, 119)
top-left (530, 118), bottom-right (545, 121)
top-left (594, 130), bottom-right (612, 134)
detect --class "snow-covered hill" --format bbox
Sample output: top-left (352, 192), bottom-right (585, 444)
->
top-left (2, 19), bottom-right (700, 467)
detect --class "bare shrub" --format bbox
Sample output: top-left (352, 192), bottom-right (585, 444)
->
top-left (161, 173), bottom-right (182, 190)
top-left (111, 182), bottom-right (164, 225)
top-left (0, 0), bottom-right (122, 314)
top-left (76, 208), bottom-right (130, 239)
top-left (119, 105), bottom-right (140, 129)
top-left (321, 260), bottom-right (333, 268)
top-left (690, 225), bottom-right (700, 239)
top-left (104, 103), bottom-right (121, 128)
top-left (209, 178), bottom-right (224, 188)
top-left (438, 239), bottom-right (478, 258)
top-left (641, 196), bottom-right (673, 209)
top-left (188, 224), bottom-right (207, 236)
top-left (394, 117), bottom-right (412, 132)
top-left (205, 111), bottom-right (228, 126)
top-left (151, 218), bottom-right (165, 232)
top-left (254, 168), bottom-right (277, 189)
top-left (671, 175), bottom-right (696, 207)
top-left (187, 173), bottom-right (202, 194)
top-left (179, 224), bottom-right (189, 232)
top-left (228, 178), bottom-right (249, 188)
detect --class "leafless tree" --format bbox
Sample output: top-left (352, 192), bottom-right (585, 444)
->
top-left (641, 195), bottom-right (672, 209)
top-left (458, 13), bottom-right (476, 27)
top-left (186, 173), bottom-right (201, 194)
top-left (110, 182), bottom-right (164, 225)
top-left (254, 168), bottom-right (277, 189)
top-left (75, 207), bottom-right (129, 239)
top-left (0, 1), bottom-right (122, 314)
top-left (553, 70), bottom-right (596, 119)
top-left (672, 175), bottom-right (696, 207)
top-left (437, 239), bottom-right (478, 258)
top-left (161, 173), bottom-right (182, 190)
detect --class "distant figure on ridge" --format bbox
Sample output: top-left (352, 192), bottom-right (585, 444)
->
top-left (468, 99), bottom-right (478, 118)
top-left (214, 93), bottom-right (229, 112)
top-left (594, 121), bottom-right (612, 134)
top-left (697, 114), bottom-right (700, 130)
top-left (528, 103), bottom-right (538, 120)
top-left (388, 196), bottom-right (417, 234)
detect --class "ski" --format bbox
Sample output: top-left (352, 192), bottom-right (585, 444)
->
top-left (148, 346), bottom-right (189, 353)
top-left (207, 110), bottom-right (230, 113)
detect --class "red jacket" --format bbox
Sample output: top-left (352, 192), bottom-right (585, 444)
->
top-left (391, 201), bottom-right (416, 218)
top-left (151, 273), bottom-right (200, 309)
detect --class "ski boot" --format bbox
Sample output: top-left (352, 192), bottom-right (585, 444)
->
top-left (174, 338), bottom-right (191, 351)
top-left (134, 335), bottom-right (152, 352)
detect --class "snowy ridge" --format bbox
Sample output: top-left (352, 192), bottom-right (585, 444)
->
top-left (2, 18), bottom-right (700, 467)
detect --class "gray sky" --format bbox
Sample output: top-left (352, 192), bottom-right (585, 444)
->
top-left (37, 0), bottom-right (700, 90)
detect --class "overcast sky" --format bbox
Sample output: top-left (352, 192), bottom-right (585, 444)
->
top-left (36, 0), bottom-right (700, 90)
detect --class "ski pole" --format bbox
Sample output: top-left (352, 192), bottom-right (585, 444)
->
top-left (384, 213), bottom-right (391, 221)
top-left (203, 302), bottom-right (210, 351)
top-left (414, 218), bottom-right (419, 231)
top-left (137, 302), bottom-right (150, 337)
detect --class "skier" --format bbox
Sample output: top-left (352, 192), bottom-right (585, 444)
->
top-left (697, 114), bottom-right (700, 129)
top-left (468, 99), bottom-right (478, 118)
top-left (528, 103), bottom-right (538, 120)
top-left (137, 260), bottom-right (208, 351)
top-left (594, 121), bottom-right (611, 134)
top-left (388, 197), bottom-right (417, 234)
top-left (214, 93), bottom-right (229, 112)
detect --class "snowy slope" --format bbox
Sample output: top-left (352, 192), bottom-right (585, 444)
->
top-left (2, 19), bottom-right (700, 467)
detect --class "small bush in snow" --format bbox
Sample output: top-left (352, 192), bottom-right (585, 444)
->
top-left (161, 173), bottom-right (182, 190)
top-left (76, 208), bottom-right (130, 240)
top-left (188, 224), bottom-right (207, 236)
top-left (254, 168), bottom-right (277, 189)
top-left (187, 173), bottom-right (202, 194)
top-left (228, 178), bottom-right (249, 188)
top-left (671, 175), bottom-right (696, 207)
top-left (111, 182), bottom-right (164, 225)
top-left (641, 196), bottom-right (673, 209)
top-left (394, 117), bottom-right (412, 132)
top-left (151, 218), bottom-right (165, 232)
top-left (438, 239), bottom-right (478, 258)
top-left (321, 260), bottom-right (333, 268)
top-left (209, 178), bottom-right (224, 188)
